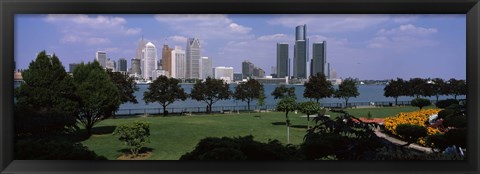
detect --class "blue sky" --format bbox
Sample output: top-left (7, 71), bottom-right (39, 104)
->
top-left (15, 14), bottom-right (466, 80)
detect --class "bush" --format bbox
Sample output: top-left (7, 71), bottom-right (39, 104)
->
top-left (180, 135), bottom-right (303, 160)
top-left (15, 138), bottom-right (106, 160)
top-left (426, 134), bottom-right (449, 150)
top-left (410, 98), bottom-right (431, 110)
top-left (444, 128), bottom-right (467, 148)
top-left (395, 124), bottom-right (428, 144)
top-left (435, 99), bottom-right (459, 109)
top-left (113, 121), bottom-right (151, 157)
top-left (443, 115), bottom-right (467, 128)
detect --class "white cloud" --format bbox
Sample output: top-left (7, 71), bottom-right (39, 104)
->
top-left (368, 24), bottom-right (438, 49)
top-left (228, 23), bottom-right (252, 34)
top-left (45, 14), bottom-right (141, 45)
top-left (257, 34), bottom-right (290, 41)
top-left (377, 24), bottom-right (438, 36)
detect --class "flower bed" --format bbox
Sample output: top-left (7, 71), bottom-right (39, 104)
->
top-left (384, 109), bottom-right (443, 146)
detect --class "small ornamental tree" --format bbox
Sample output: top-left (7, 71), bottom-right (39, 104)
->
top-left (411, 98), bottom-right (431, 110)
top-left (143, 75), bottom-right (187, 116)
top-left (395, 124), bottom-right (428, 147)
top-left (335, 78), bottom-right (359, 108)
top-left (298, 101), bottom-right (321, 129)
top-left (113, 121), bottom-right (151, 158)
top-left (234, 79), bottom-right (264, 111)
top-left (276, 97), bottom-right (298, 144)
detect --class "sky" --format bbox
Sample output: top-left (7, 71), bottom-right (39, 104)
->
top-left (15, 14), bottom-right (466, 80)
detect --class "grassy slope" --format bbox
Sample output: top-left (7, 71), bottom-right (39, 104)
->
top-left (81, 106), bottom-right (435, 160)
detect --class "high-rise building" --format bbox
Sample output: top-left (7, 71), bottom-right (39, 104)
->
top-left (95, 51), bottom-right (107, 68)
top-left (162, 44), bottom-right (173, 76)
top-left (171, 46), bottom-right (186, 79)
top-left (131, 58), bottom-right (141, 76)
top-left (213, 66), bottom-right (234, 83)
top-left (118, 58), bottom-right (127, 72)
top-left (200, 56), bottom-right (213, 79)
top-left (327, 63), bottom-right (331, 79)
top-left (253, 67), bottom-right (265, 78)
top-left (311, 41), bottom-right (327, 77)
top-left (105, 58), bottom-right (115, 72)
top-left (294, 24), bottom-right (308, 79)
top-left (152, 69), bottom-right (169, 80)
top-left (242, 60), bottom-right (254, 79)
top-left (143, 42), bottom-right (158, 80)
top-left (233, 73), bottom-right (243, 82)
top-left (186, 38), bottom-right (201, 79)
top-left (276, 43), bottom-right (289, 78)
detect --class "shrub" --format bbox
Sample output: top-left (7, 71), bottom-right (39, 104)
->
top-left (384, 109), bottom-right (442, 143)
top-left (410, 98), bottom-right (431, 110)
top-left (444, 128), bottom-right (467, 148)
top-left (426, 133), bottom-right (448, 150)
top-left (113, 121), bottom-right (151, 157)
top-left (443, 115), bottom-right (467, 128)
top-left (15, 138), bottom-right (106, 160)
top-left (435, 99), bottom-right (459, 109)
top-left (395, 124), bottom-right (428, 145)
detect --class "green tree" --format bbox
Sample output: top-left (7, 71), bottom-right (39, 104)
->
top-left (384, 78), bottom-right (405, 105)
top-left (431, 78), bottom-right (446, 102)
top-left (143, 75), bottom-right (187, 116)
top-left (303, 73), bottom-right (334, 103)
top-left (14, 51), bottom-right (78, 134)
top-left (410, 98), bottom-right (431, 110)
top-left (106, 70), bottom-right (139, 118)
top-left (271, 85), bottom-right (296, 99)
top-left (298, 101), bottom-right (321, 129)
top-left (190, 77), bottom-right (231, 113)
top-left (407, 78), bottom-right (433, 98)
top-left (447, 78), bottom-right (466, 100)
top-left (276, 97), bottom-right (298, 144)
top-left (234, 79), bottom-right (264, 111)
top-left (335, 78), bottom-right (359, 108)
top-left (113, 121), bottom-right (151, 158)
top-left (73, 61), bottom-right (121, 136)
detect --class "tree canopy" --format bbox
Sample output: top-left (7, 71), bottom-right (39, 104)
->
top-left (106, 70), bottom-right (139, 118)
top-left (73, 61), bottom-right (121, 135)
top-left (143, 75), bottom-right (187, 116)
top-left (384, 78), bottom-right (406, 105)
top-left (303, 73), bottom-right (334, 103)
top-left (234, 79), bottom-right (264, 111)
top-left (271, 85), bottom-right (296, 100)
top-left (335, 78), bottom-right (359, 108)
top-left (190, 77), bottom-right (231, 113)
top-left (298, 101), bottom-right (321, 129)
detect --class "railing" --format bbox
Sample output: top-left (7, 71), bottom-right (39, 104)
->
top-left (114, 100), bottom-right (429, 117)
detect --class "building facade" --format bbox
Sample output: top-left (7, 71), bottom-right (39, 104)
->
top-left (276, 43), bottom-right (289, 78)
top-left (171, 46), bottom-right (186, 79)
top-left (213, 66), bottom-right (234, 83)
top-left (162, 44), bottom-right (174, 77)
top-left (253, 67), bottom-right (265, 78)
top-left (242, 60), bottom-right (254, 79)
top-left (69, 63), bottom-right (79, 73)
top-left (143, 42), bottom-right (158, 80)
top-left (105, 59), bottom-right (115, 72)
top-left (118, 58), bottom-right (127, 72)
top-left (186, 38), bottom-right (201, 79)
top-left (311, 41), bottom-right (326, 77)
top-left (95, 51), bottom-right (107, 68)
top-left (131, 58), bottom-right (141, 76)
top-left (200, 56), bottom-right (213, 79)
top-left (294, 24), bottom-right (308, 79)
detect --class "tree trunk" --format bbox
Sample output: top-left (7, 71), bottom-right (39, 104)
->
top-left (345, 98), bottom-right (349, 108)
top-left (307, 115), bottom-right (310, 129)
top-left (247, 101), bottom-right (250, 111)
top-left (163, 105), bottom-right (167, 116)
top-left (316, 98), bottom-right (319, 103)
top-left (454, 95), bottom-right (457, 100)
top-left (287, 126), bottom-right (290, 144)
top-left (395, 97), bottom-right (398, 105)
top-left (436, 95), bottom-right (439, 102)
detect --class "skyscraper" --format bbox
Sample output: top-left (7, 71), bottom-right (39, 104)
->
top-left (242, 60), bottom-right (254, 79)
top-left (131, 58), bottom-right (141, 76)
top-left (294, 24), bottom-right (308, 79)
top-left (69, 63), bottom-right (79, 73)
top-left (162, 44), bottom-right (173, 77)
top-left (213, 66), bottom-right (234, 83)
top-left (143, 42), bottom-right (158, 80)
top-left (276, 43), bottom-right (289, 78)
top-left (118, 58), bottom-right (127, 72)
top-left (186, 38), bottom-right (201, 79)
top-left (311, 41), bottom-right (327, 77)
top-left (95, 51), bottom-right (107, 68)
top-left (171, 46), bottom-right (186, 79)
top-left (253, 67), bottom-right (265, 78)
top-left (200, 57), bottom-right (213, 79)
top-left (105, 58), bottom-right (115, 72)
top-left (136, 37), bottom-right (146, 75)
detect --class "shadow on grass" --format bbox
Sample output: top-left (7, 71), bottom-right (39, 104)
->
top-left (254, 115), bottom-right (261, 118)
top-left (271, 122), bottom-right (286, 126)
top-left (290, 125), bottom-right (308, 129)
top-left (117, 147), bottom-right (155, 154)
top-left (91, 126), bottom-right (117, 135)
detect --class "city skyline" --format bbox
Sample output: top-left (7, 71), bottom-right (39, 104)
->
top-left (15, 14), bottom-right (466, 80)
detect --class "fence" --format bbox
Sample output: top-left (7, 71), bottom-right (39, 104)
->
top-left (114, 99), bottom-right (436, 117)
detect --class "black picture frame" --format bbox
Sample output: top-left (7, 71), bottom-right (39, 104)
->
top-left (1, 0), bottom-right (479, 173)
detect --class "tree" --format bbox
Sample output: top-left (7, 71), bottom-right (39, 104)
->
top-left (271, 85), bottom-right (296, 99)
top-left (234, 79), bottom-right (264, 111)
top-left (106, 70), bottom-right (139, 118)
top-left (407, 78), bottom-right (433, 98)
top-left (298, 101), bottom-right (321, 129)
top-left (431, 78), bottom-right (446, 102)
top-left (410, 98), bottom-right (431, 110)
top-left (143, 75), bottom-right (187, 116)
top-left (384, 78), bottom-right (405, 105)
top-left (113, 121), bottom-right (151, 158)
top-left (335, 78), bottom-right (359, 108)
top-left (14, 51), bottom-right (78, 135)
top-left (73, 61), bottom-right (121, 135)
top-left (447, 78), bottom-right (466, 100)
top-left (303, 73), bottom-right (334, 103)
top-left (190, 77), bottom-right (231, 113)
top-left (276, 97), bottom-right (298, 144)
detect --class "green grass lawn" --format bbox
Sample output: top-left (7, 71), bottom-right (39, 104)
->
top-left (80, 105), bottom-right (435, 160)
